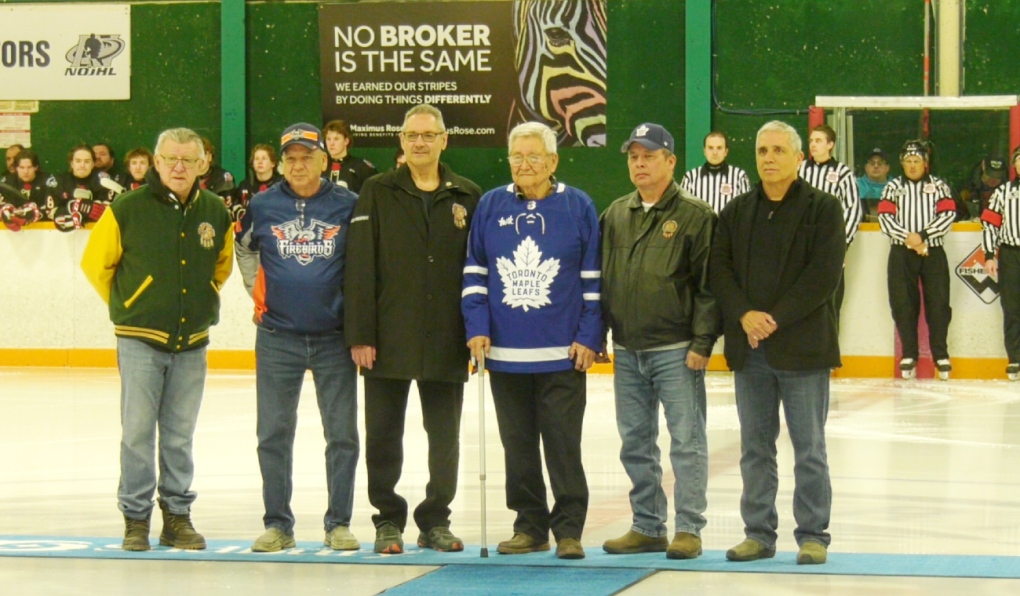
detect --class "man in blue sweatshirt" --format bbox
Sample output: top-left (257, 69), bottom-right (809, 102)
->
top-left (235, 123), bottom-right (361, 553)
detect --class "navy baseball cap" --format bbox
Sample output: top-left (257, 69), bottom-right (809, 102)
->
top-left (280, 123), bottom-right (326, 152)
top-left (986, 155), bottom-right (1008, 175)
top-left (866, 148), bottom-right (888, 162)
top-left (621, 123), bottom-right (674, 153)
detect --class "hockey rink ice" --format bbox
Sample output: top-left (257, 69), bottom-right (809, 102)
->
top-left (2, 367), bottom-right (1020, 594)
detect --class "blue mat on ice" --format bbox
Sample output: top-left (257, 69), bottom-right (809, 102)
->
top-left (382, 566), bottom-right (651, 595)
top-left (3, 536), bottom-right (1020, 580)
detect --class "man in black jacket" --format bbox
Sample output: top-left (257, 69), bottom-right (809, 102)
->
top-left (599, 123), bottom-right (719, 560)
top-left (709, 120), bottom-right (844, 566)
top-left (344, 104), bottom-right (482, 555)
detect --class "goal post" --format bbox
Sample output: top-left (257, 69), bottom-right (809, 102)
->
top-left (808, 95), bottom-right (1020, 178)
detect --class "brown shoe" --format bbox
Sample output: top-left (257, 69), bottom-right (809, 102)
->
top-left (157, 499), bottom-right (206, 550)
top-left (556, 537), bottom-right (585, 560)
top-left (122, 514), bottom-right (151, 551)
top-left (726, 538), bottom-right (775, 562)
top-left (666, 532), bottom-right (702, 559)
top-left (797, 541), bottom-right (828, 565)
top-left (602, 530), bottom-right (667, 554)
top-left (497, 533), bottom-right (550, 554)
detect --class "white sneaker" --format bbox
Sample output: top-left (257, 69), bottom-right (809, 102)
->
top-left (899, 358), bottom-right (916, 380)
top-left (936, 359), bottom-right (951, 381)
top-left (325, 526), bottom-right (360, 550)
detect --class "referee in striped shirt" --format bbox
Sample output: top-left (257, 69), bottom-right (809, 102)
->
top-left (878, 140), bottom-right (956, 380)
top-left (680, 131), bottom-right (750, 214)
top-left (980, 146), bottom-right (1020, 381)
top-left (798, 125), bottom-right (862, 317)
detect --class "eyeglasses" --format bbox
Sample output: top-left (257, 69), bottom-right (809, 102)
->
top-left (160, 155), bottom-right (202, 169)
top-left (401, 132), bottom-right (444, 143)
top-left (508, 154), bottom-right (547, 167)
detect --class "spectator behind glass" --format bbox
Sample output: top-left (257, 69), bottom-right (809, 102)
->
top-left (13, 149), bottom-right (58, 221)
top-left (961, 154), bottom-right (1009, 219)
top-left (3, 144), bottom-right (24, 186)
top-left (53, 144), bottom-right (111, 231)
top-left (857, 148), bottom-right (891, 221)
top-left (93, 142), bottom-right (127, 186)
top-left (196, 137), bottom-right (235, 198)
top-left (228, 143), bottom-right (283, 223)
top-left (323, 119), bottom-right (377, 193)
top-left (124, 147), bottom-right (154, 190)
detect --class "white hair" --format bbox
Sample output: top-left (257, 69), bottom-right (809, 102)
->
top-left (508, 122), bottom-right (558, 155)
top-left (755, 120), bottom-right (802, 154)
top-left (154, 128), bottom-right (205, 158)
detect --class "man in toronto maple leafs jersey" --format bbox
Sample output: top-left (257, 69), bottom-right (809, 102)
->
top-left (599, 123), bottom-right (719, 561)
top-left (462, 122), bottom-right (602, 560)
top-left (235, 123), bottom-right (361, 553)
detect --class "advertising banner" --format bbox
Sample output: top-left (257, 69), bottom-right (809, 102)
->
top-left (319, 0), bottom-right (607, 148)
top-left (0, 4), bottom-right (131, 101)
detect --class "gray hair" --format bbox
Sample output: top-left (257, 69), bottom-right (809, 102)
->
top-left (402, 104), bottom-right (446, 132)
top-left (508, 122), bottom-right (558, 155)
top-left (755, 120), bottom-right (802, 154)
top-left (154, 128), bottom-right (205, 159)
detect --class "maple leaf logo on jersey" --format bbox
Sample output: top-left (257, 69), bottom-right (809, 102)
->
top-left (271, 218), bottom-right (341, 266)
top-left (496, 236), bottom-right (559, 312)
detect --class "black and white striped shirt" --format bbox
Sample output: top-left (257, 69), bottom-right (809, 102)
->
top-left (798, 158), bottom-right (862, 245)
top-left (679, 163), bottom-right (750, 214)
top-left (878, 175), bottom-right (956, 247)
top-left (981, 180), bottom-right (1020, 258)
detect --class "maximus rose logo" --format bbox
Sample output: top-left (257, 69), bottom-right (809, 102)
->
top-left (65, 34), bottom-right (125, 76)
top-left (496, 236), bottom-right (559, 312)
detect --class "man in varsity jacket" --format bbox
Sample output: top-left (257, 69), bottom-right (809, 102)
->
top-left (680, 131), bottom-right (750, 214)
top-left (799, 124), bottom-right (862, 316)
top-left (981, 147), bottom-right (1020, 381)
top-left (81, 127), bottom-right (233, 552)
top-left (878, 140), bottom-right (956, 380)
top-left (599, 123), bottom-right (719, 560)
top-left (235, 123), bottom-right (361, 553)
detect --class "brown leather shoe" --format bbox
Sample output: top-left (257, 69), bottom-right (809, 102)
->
top-left (602, 530), bottom-right (668, 554)
top-left (556, 537), bottom-right (585, 560)
top-left (497, 533), bottom-right (550, 554)
top-left (666, 532), bottom-right (702, 559)
top-left (122, 514), bottom-right (151, 552)
top-left (157, 499), bottom-right (206, 550)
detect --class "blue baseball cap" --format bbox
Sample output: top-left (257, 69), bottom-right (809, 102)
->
top-left (621, 123), bottom-right (674, 153)
top-left (280, 123), bottom-right (326, 152)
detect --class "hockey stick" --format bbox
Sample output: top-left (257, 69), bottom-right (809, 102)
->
top-left (99, 176), bottom-right (126, 196)
top-left (477, 353), bottom-right (489, 558)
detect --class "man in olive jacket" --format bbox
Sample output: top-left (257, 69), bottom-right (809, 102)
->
top-left (599, 123), bottom-right (719, 560)
top-left (709, 120), bottom-right (844, 566)
top-left (344, 104), bottom-right (482, 555)
top-left (81, 127), bottom-right (233, 553)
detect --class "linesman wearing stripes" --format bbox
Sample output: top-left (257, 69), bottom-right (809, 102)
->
top-left (878, 140), bottom-right (956, 380)
top-left (980, 147), bottom-right (1020, 381)
top-left (680, 131), bottom-right (750, 214)
top-left (798, 125), bottom-right (862, 316)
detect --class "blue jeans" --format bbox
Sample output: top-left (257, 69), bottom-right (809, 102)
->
top-left (734, 347), bottom-right (831, 548)
top-left (256, 326), bottom-right (359, 534)
top-left (613, 346), bottom-right (707, 537)
top-left (117, 337), bottom-right (208, 519)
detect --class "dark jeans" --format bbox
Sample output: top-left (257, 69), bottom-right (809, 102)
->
top-left (364, 377), bottom-right (463, 533)
top-left (255, 327), bottom-right (358, 534)
top-left (887, 244), bottom-right (952, 360)
top-left (489, 368), bottom-right (588, 542)
top-left (734, 348), bottom-right (832, 548)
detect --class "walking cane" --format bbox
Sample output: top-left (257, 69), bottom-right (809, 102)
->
top-left (477, 353), bottom-right (489, 558)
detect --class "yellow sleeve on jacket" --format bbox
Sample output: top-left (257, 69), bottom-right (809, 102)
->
top-left (213, 225), bottom-right (235, 290)
top-left (80, 208), bottom-right (122, 305)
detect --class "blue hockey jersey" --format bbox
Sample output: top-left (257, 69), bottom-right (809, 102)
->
top-left (235, 179), bottom-right (358, 334)
top-left (462, 182), bottom-right (602, 373)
